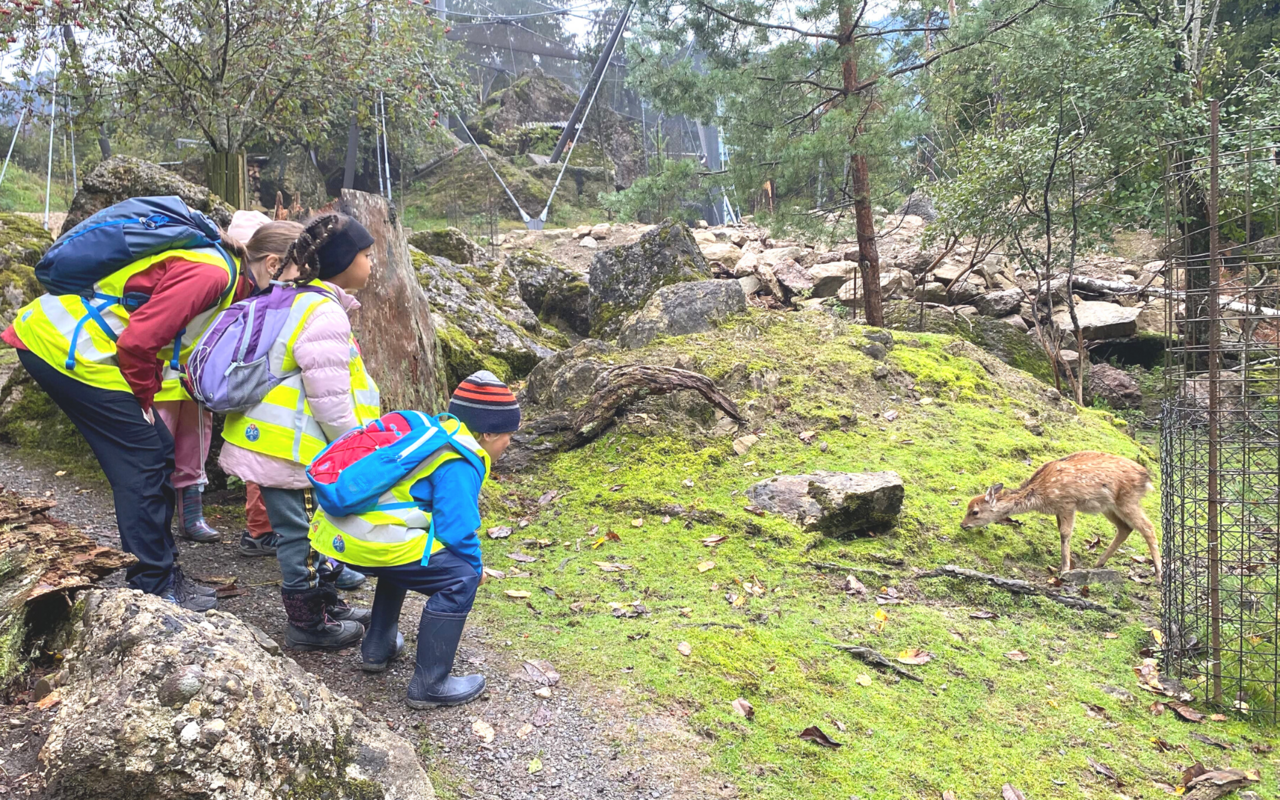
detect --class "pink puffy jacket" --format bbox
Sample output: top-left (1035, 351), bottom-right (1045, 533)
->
top-left (220, 283), bottom-right (366, 490)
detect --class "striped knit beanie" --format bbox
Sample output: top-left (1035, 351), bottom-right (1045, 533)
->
top-left (448, 371), bottom-right (521, 434)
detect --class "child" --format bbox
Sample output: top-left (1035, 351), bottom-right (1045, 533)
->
top-left (310, 371), bottom-right (520, 708)
top-left (4, 205), bottom-right (258, 610)
top-left (220, 214), bottom-right (380, 650)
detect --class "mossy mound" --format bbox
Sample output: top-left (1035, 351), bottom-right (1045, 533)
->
top-left (0, 212), bottom-right (52, 326)
top-left (459, 309), bottom-right (1280, 798)
top-left (884, 300), bottom-right (1055, 384)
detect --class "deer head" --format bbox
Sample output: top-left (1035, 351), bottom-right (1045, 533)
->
top-left (960, 483), bottom-right (1006, 529)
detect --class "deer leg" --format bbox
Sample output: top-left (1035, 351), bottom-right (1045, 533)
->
top-left (1118, 500), bottom-right (1162, 582)
top-left (1095, 511), bottom-right (1132, 569)
top-left (1056, 511), bottom-right (1076, 573)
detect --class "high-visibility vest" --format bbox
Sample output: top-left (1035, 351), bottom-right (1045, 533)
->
top-left (221, 281), bottom-right (381, 465)
top-left (309, 418), bottom-right (490, 568)
top-left (12, 247), bottom-right (239, 398)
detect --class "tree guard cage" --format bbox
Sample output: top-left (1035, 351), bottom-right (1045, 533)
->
top-left (1161, 102), bottom-right (1280, 720)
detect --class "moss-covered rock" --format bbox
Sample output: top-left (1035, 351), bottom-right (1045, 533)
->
top-left (409, 227), bottom-right (483, 264)
top-left (507, 248), bottom-right (590, 337)
top-left (62, 156), bottom-right (235, 235)
top-left (587, 219), bottom-right (711, 339)
top-left (412, 247), bottom-right (561, 388)
top-left (0, 213), bottom-right (51, 326)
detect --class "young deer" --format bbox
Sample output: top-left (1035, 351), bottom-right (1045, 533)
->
top-left (960, 451), bottom-right (1162, 581)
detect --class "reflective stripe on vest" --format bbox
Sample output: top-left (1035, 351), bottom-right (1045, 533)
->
top-left (309, 419), bottom-right (490, 568)
top-left (222, 282), bottom-right (381, 465)
top-left (12, 247), bottom-right (239, 394)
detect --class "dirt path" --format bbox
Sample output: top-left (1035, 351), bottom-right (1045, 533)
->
top-left (0, 446), bottom-right (718, 800)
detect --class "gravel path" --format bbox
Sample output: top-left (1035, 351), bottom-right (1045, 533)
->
top-left (0, 445), bottom-right (722, 800)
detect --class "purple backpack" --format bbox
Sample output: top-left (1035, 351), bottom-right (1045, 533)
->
top-left (185, 284), bottom-right (329, 413)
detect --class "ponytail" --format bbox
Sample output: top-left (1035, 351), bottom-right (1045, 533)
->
top-left (277, 214), bottom-right (342, 286)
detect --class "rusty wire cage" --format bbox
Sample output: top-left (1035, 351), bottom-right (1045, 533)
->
top-left (1161, 103), bottom-right (1280, 720)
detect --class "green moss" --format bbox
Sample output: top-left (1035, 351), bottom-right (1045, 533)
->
top-left (287, 726), bottom-right (386, 800)
top-left (435, 320), bottom-right (513, 388)
top-left (0, 595), bottom-right (26, 688)
top-left (0, 371), bottom-right (98, 474)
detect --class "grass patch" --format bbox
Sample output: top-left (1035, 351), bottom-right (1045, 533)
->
top-left (463, 310), bottom-right (1277, 797)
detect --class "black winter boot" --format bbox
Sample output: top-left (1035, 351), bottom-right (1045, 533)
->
top-left (318, 565), bottom-right (372, 627)
top-left (360, 580), bottom-right (407, 673)
top-left (282, 585), bottom-right (364, 651)
top-left (406, 608), bottom-right (485, 708)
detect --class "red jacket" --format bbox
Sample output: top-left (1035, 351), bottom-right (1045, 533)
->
top-left (4, 256), bottom-right (252, 409)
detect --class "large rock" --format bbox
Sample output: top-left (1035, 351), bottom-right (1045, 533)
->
top-left (618, 280), bottom-right (746, 349)
top-left (409, 227), bottom-right (483, 264)
top-left (973, 289), bottom-right (1024, 319)
top-left (808, 261), bottom-right (856, 298)
top-left (1087, 363), bottom-right (1143, 409)
top-left (507, 249), bottom-right (590, 336)
top-left (588, 218), bottom-right (710, 338)
top-left (39, 589), bottom-right (433, 800)
top-left (413, 248), bottom-right (559, 386)
top-left (895, 191), bottom-right (937, 222)
top-left (884, 301), bottom-right (1054, 384)
top-left (699, 242), bottom-right (743, 270)
top-left (745, 471), bottom-right (904, 537)
top-left (879, 267), bottom-right (916, 298)
top-left (62, 156), bottom-right (235, 235)
top-left (522, 338), bottom-right (615, 409)
top-left (1053, 301), bottom-right (1141, 340)
top-left (0, 213), bottom-right (51, 326)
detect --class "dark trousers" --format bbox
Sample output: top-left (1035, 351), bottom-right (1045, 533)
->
top-left (19, 349), bottom-right (177, 595)
top-left (348, 548), bottom-right (480, 615)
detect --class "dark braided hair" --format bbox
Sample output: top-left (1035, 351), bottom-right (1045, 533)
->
top-left (275, 214), bottom-right (343, 285)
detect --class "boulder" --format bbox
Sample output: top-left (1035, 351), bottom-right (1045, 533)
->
top-left (759, 246), bottom-right (805, 267)
top-left (895, 191), bottom-right (937, 222)
top-left (0, 213), bottom-right (51, 326)
top-left (973, 289), bottom-right (1024, 319)
top-left (618, 280), bottom-right (746, 349)
top-left (738, 274), bottom-right (762, 296)
top-left (772, 259), bottom-right (814, 298)
top-left (39, 589), bottom-right (434, 800)
top-left (1053, 301), bottom-right (1141, 340)
top-left (590, 224), bottom-right (611, 240)
top-left (507, 249), bottom-right (590, 336)
top-left (408, 227), bottom-right (483, 264)
top-left (808, 261), bottom-right (856, 298)
top-left (413, 248), bottom-right (559, 385)
top-left (522, 338), bottom-right (615, 409)
top-left (1000, 315), bottom-right (1030, 333)
top-left (732, 250), bottom-right (759, 277)
top-left (1086, 363), bottom-right (1143, 409)
top-left (692, 229), bottom-right (717, 245)
top-left (588, 218), bottom-right (711, 338)
top-left (699, 242), bottom-right (743, 270)
top-left (916, 280), bottom-right (982, 305)
top-left (62, 156), bottom-right (235, 235)
top-left (931, 261), bottom-right (970, 285)
top-left (879, 267), bottom-right (916, 298)
top-left (1136, 300), bottom-right (1166, 335)
top-left (745, 471), bottom-right (904, 537)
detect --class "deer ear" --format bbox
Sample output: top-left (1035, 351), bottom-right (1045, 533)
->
top-left (985, 484), bottom-right (1004, 502)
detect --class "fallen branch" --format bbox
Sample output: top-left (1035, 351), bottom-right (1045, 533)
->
top-left (806, 561), bottom-right (895, 581)
top-left (570, 365), bottom-right (744, 446)
top-left (1069, 275), bottom-right (1280, 318)
top-left (829, 644), bottom-right (924, 682)
top-left (916, 565), bottom-right (1119, 616)
top-left (1185, 769), bottom-right (1261, 800)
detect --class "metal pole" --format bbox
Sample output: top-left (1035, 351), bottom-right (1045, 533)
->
top-left (1207, 98), bottom-right (1223, 705)
top-left (68, 96), bottom-right (77, 189)
top-left (379, 92), bottom-right (393, 203)
top-left (549, 0), bottom-right (635, 164)
top-left (374, 96), bottom-right (385, 199)
top-left (44, 61), bottom-right (59, 230)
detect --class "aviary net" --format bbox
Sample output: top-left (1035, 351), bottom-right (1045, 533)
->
top-left (1161, 104), bottom-right (1280, 720)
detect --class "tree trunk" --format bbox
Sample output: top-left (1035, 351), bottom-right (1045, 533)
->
top-left (60, 23), bottom-right (110, 161)
top-left (343, 101), bottom-right (360, 190)
top-left (324, 190), bottom-right (449, 412)
top-left (838, 2), bottom-right (884, 327)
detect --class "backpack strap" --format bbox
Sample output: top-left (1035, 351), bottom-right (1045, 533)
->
top-left (65, 294), bottom-right (122, 370)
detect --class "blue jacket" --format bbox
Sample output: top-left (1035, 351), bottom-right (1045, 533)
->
top-left (409, 457), bottom-right (484, 574)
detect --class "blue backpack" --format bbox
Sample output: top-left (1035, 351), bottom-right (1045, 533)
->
top-left (308, 411), bottom-right (487, 518)
top-left (36, 196), bottom-right (235, 297)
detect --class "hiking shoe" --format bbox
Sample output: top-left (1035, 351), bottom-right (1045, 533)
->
top-left (172, 566), bottom-right (217, 597)
top-left (165, 570), bottom-right (218, 612)
top-left (281, 586), bottom-right (365, 651)
top-left (239, 530), bottom-right (281, 557)
top-left (328, 602), bottom-right (372, 628)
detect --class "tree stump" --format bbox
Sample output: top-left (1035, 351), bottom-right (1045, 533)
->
top-left (325, 190), bottom-right (449, 413)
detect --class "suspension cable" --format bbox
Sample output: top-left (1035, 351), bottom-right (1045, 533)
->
top-left (0, 32), bottom-right (54, 192)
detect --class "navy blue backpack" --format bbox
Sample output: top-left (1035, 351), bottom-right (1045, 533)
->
top-left (36, 196), bottom-right (235, 296)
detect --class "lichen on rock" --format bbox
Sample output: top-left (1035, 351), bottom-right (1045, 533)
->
top-left (61, 156), bottom-right (235, 235)
top-left (587, 219), bottom-right (711, 339)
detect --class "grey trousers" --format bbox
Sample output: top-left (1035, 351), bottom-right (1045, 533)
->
top-left (260, 486), bottom-right (318, 592)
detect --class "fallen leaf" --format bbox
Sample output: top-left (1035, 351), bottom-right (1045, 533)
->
top-left (540, 586), bottom-right (561, 600)
top-left (799, 430), bottom-right (817, 443)
top-left (1087, 756), bottom-right (1118, 783)
top-left (1001, 785), bottom-right (1026, 800)
top-left (677, 641), bottom-right (692, 657)
top-left (609, 484), bottom-right (624, 492)
top-left (569, 601), bottom-right (585, 613)
top-left (798, 725), bottom-right (841, 748)
top-left (520, 659), bottom-right (561, 686)
top-left (1147, 627), bottom-right (1164, 646)
top-left (1103, 632), bottom-right (1119, 639)
top-left (537, 491), bottom-right (558, 505)
top-left (844, 575), bottom-right (868, 596)
top-left (631, 518), bottom-right (644, 528)
top-left (832, 718), bottom-right (846, 732)
top-left (1151, 737), bottom-right (1176, 752)
top-left (855, 674), bottom-right (873, 687)
top-left (1208, 713), bottom-right (1227, 722)
top-left (1149, 701), bottom-right (1167, 716)
top-left (697, 560), bottom-right (716, 573)
top-left (516, 723), bottom-right (534, 739)
top-left (1181, 762), bottom-right (1208, 787)
top-left (662, 515), bottom-right (672, 524)
top-left (534, 686), bottom-right (552, 699)
top-left (530, 704), bottom-right (553, 727)
top-left (970, 609), bottom-right (998, 620)
top-left (34, 690), bottom-right (60, 710)
top-left (1189, 732), bottom-right (1231, 749)
top-left (593, 561), bottom-right (632, 572)
top-left (702, 535), bottom-right (728, 547)
top-left (743, 505), bottom-right (767, 517)
top-left (54, 470), bottom-right (66, 477)
top-left (1083, 703), bottom-right (1110, 720)
top-left (682, 479), bottom-right (695, 488)
top-left (487, 526), bottom-right (513, 539)
top-left (1168, 700), bottom-right (1204, 723)
top-left (528, 757), bottom-right (543, 774)
top-left (482, 567), bottom-right (506, 581)
top-left (1004, 650), bottom-right (1030, 662)
top-left (942, 793), bottom-right (957, 800)
top-left (896, 648), bottom-right (933, 666)
top-left (731, 698), bottom-right (754, 719)
top-left (471, 719), bottom-right (495, 743)
top-left (508, 551), bottom-right (538, 563)
top-left (504, 590), bottom-right (532, 599)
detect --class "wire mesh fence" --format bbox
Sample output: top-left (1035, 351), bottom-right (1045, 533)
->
top-left (1161, 101), bottom-right (1280, 721)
